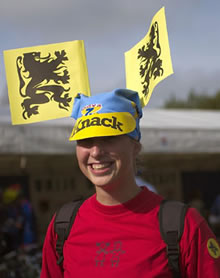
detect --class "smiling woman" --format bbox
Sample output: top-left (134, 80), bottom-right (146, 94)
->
top-left (76, 135), bottom-right (141, 204)
top-left (71, 89), bottom-right (143, 204)
top-left (40, 89), bottom-right (220, 278)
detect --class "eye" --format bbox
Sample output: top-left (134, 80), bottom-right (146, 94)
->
top-left (77, 138), bottom-right (93, 148)
top-left (103, 136), bottom-right (116, 142)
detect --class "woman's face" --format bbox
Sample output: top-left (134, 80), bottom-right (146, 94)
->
top-left (76, 135), bottom-right (141, 188)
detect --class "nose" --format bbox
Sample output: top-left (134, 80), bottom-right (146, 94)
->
top-left (90, 141), bottom-right (105, 158)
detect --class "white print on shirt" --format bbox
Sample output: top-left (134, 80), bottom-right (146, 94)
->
top-left (95, 241), bottom-right (126, 267)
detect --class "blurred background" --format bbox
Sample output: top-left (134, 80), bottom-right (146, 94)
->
top-left (0, 0), bottom-right (220, 276)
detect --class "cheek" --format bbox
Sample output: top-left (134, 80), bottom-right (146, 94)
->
top-left (115, 150), bottom-right (132, 170)
top-left (119, 143), bottom-right (139, 169)
top-left (76, 147), bottom-right (88, 169)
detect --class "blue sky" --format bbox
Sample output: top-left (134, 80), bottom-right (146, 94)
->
top-left (0, 0), bottom-right (220, 107)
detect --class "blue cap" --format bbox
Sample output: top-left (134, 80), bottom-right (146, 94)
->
top-left (69, 88), bottom-right (142, 141)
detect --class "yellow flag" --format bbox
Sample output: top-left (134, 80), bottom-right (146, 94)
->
top-left (4, 40), bottom-right (90, 124)
top-left (125, 7), bottom-right (173, 107)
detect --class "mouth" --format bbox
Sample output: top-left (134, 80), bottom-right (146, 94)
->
top-left (90, 162), bottom-right (113, 170)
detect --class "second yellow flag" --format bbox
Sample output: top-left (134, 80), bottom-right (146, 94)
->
top-left (125, 7), bottom-right (173, 107)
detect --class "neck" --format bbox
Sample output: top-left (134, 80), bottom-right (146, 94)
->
top-left (95, 178), bottom-right (142, 206)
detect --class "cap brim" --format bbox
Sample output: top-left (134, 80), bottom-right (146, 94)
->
top-left (69, 112), bottom-right (136, 141)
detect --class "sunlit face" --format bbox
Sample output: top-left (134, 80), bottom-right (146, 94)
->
top-left (76, 135), bottom-right (141, 188)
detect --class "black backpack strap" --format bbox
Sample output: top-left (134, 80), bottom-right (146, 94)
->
top-left (54, 198), bottom-right (84, 265)
top-left (159, 199), bottom-right (189, 278)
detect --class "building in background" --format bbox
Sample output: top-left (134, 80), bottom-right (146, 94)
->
top-left (0, 107), bottom-right (220, 242)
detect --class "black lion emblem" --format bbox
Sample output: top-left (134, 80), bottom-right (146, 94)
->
top-left (16, 50), bottom-right (72, 119)
top-left (137, 21), bottom-right (164, 97)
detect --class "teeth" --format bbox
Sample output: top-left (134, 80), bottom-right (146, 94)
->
top-left (92, 163), bottom-right (110, 169)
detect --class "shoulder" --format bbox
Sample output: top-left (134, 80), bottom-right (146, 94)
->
top-left (179, 207), bottom-right (220, 276)
top-left (48, 214), bottom-right (57, 237)
top-left (181, 206), bottom-right (217, 251)
top-left (184, 206), bottom-right (208, 234)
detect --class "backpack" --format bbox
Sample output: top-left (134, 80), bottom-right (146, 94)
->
top-left (54, 198), bottom-right (188, 277)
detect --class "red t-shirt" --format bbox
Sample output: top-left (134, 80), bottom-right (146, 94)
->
top-left (40, 187), bottom-right (220, 277)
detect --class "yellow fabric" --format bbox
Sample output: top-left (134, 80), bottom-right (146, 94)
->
top-left (69, 112), bottom-right (136, 140)
top-left (125, 7), bottom-right (173, 107)
top-left (4, 40), bottom-right (90, 125)
top-left (207, 238), bottom-right (220, 259)
top-left (3, 188), bottom-right (19, 204)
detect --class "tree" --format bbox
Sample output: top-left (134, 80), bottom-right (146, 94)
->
top-left (163, 90), bottom-right (220, 110)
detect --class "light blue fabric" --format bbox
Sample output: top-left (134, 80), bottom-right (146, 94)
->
top-left (135, 176), bottom-right (157, 193)
top-left (71, 89), bottom-right (143, 141)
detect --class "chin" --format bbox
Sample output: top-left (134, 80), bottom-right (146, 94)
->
top-left (89, 174), bottom-right (117, 188)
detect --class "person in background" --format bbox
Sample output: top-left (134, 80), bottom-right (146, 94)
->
top-left (209, 194), bottom-right (220, 239)
top-left (188, 189), bottom-right (207, 220)
top-left (41, 89), bottom-right (220, 278)
top-left (0, 188), bottom-right (9, 255)
top-left (2, 184), bottom-right (37, 250)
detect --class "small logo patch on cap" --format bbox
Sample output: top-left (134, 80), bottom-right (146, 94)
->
top-left (207, 238), bottom-right (220, 259)
top-left (81, 104), bottom-right (102, 116)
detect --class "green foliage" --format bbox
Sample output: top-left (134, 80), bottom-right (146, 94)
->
top-left (163, 90), bottom-right (220, 110)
